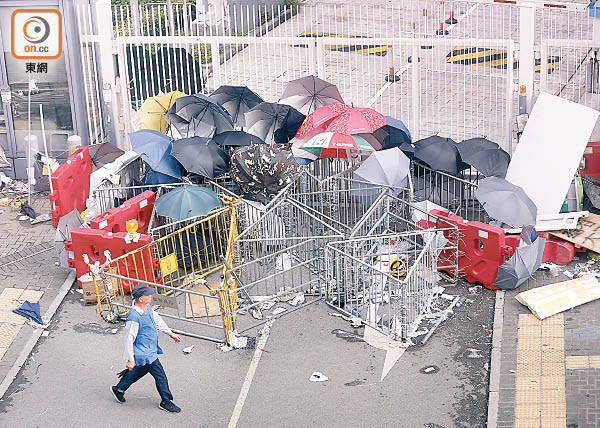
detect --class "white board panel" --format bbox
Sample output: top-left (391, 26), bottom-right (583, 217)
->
top-left (506, 92), bottom-right (600, 215)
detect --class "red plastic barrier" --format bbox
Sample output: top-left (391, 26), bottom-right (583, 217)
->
top-left (90, 191), bottom-right (156, 234)
top-left (50, 146), bottom-right (93, 227)
top-left (505, 234), bottom-right (576, 266)
top-left (66, 228), bottom-right (159, 292)
top-left (581, 141), bottom-right (600, 181)
top-left (429, 210), bottom-right (513, 290)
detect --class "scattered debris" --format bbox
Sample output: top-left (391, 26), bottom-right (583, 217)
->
top-left (421, 366), bottom-right (439, 374)
top-left (539, 262), bottom-right (562, 277)
top-left (260, 300), bottom-right (276, 311)
top-left (329, 312), bottom-right (362, 328)
top-left (110, 328), bottom-right (118, 334)
top-left (183, 345), bottom-right (194, 354)
top-left (41, 331), bottom-right (49, 337)
top-left (30, 213), bottom-right (51, 224)
top-left (19, 202), bottom-right (37, 219)
top-left (309, 371), bottom-right (328, 382)
top-left (468, 286), bottom-right (482, 294)
top-left (272, 307), bottom-right (286, 315)
top-left (440, 294), bottom-right (455, 300)
top-left (289, 292), bottom-right (305, 307)
top-left (466, 348), bottom-right (483, 358)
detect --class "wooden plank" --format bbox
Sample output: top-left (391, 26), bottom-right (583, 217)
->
top-left (549, 213), bottom-right (600, 252)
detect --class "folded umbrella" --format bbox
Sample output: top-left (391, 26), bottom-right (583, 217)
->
top-left (13, 301), bottom-right (44, 325)
top-left (129, 130), bottom-right (183, 179)
top-left (212, 130), bottom-right (266, 147)
top-left (88, 142), bottom-right (126, 169)
top-left (55, 209), bottom-right (87, 269)
top-left (414, 136), bottom-right (464, 175)
top-left (210, 85), bottom-right (263, 127)
top-left (457, 138), bottom-right (510, 177)
top-left (154, 185), bottom-right (221, 220)
top-left (171, 137), bottom-right (230, 179)
top-left (165, 94), bottom-right (234, 138)
top-left (494, 237), bottom-right (546, 290)
top-left (279, 75), bottom-right (344, 115)
top-left (244, 102), bottom-right (305, 144)
top-left (475, 177), bottom-right (538, 228)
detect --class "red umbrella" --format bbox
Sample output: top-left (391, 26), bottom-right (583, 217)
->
top-left (295, 103), bottom-right (351, 139)
top-left (325, 107), bottom-right (386, 135)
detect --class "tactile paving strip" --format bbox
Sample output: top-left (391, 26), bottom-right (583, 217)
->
top-left (514, 314), bottom-right (566, 427)
top-left (0, 288), bottom-right (44, 359)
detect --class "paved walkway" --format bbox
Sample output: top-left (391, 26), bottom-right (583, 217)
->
top-left (496, 255), bottom-right (600, 428)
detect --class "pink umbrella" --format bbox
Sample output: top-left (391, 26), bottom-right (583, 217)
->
top-left (295, 103), bottom-right (351, 139)
top-left (325, 107), bottom-right (386, 135)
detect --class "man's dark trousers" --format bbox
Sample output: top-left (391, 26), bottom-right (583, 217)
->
top-left (116, 358), bottom-right (173, 402)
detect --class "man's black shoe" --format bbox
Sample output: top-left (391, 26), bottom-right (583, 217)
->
top-left (159, 400), bottom-right (181, 413)
top-left (111, 386), bottom-right (125, 403)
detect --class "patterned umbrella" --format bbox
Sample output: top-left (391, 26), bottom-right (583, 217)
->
top-left (295, 103), bottom-right (351, 140)
top-left (230, 143), bottom-right (301, 198)
top-left (299, 132), bottom-right (375, 159)
top-left (279, 75), bottom-right (344, 115)
top-left (210, 85), bottom-right (263, 127)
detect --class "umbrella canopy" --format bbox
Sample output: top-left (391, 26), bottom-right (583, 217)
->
top-left (165, 94), bottom-right (234, 138)
top-left (244, 102), bottom-right (305, 144)
top-left (230, 143), bottom-right (301, 198)
top-left (212, 130), bottom-right (266, 147)
top-left (355, 128), bottom-right (388, 151)
top-left (457, 138), bottom-right (510, 178)
top-left (132, 91), bottom-right (187, 133)
top-left (88, 142), bottom-right (125, 169)
top-left (414, 136), bottom-right (464, 175)
top-left (295, 103), bottom-right (351, 140)
top-left (353, 148), bottom-right (410, 188)
top-left (210, 85), bottom-right (263, 127)
top-left (142, 167), bottom-right (182, 185)
top-left (494, 237), bottom-right (546, 290)
top-left (129, 130), bottom-right (183, 179)
top-left (171, 137), bottom-right (230, 179)
top-left (381, 116), bottom-right (412, 149)
top-left (279, 75), bottom-right (344, 115)
top-left (475, 177), bottom-right (538, 228)
top-left (13, 301), bottom-right (44, 325)
top-left (325, 106), bottom-right (387, 135)
top-left (299, 132), bottom-right (375, 159)
top-left (55, 209), bottom-right (87, 269)
top-left (154, 185), bottom-right (221, 221)
top-left (291, 137), bottom-right (318, 165)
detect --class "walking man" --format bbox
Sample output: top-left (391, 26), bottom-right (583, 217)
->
top-left (111, 285), bottom-right (182, 413)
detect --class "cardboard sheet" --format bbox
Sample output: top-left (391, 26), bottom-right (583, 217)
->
top-left (549, 213), bottom-right (600, 252)
top-left (516, 274), bottom-right (600, 319)
top-left (185, 282), bottom-right (221, 318)
top-left (505, 92), bottom-right (600, 215)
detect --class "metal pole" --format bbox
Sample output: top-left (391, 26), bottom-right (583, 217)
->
top-left (518, 2), bottom-right (536, 112)
top-left (39, 104), bottom-right (53, 195)
top-left (27, 75), bottom-right (31, 204)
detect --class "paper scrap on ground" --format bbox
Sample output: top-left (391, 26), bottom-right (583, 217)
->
top-left (309, 372), bottom-right (328, 382)
top-left (515, 274), bottom-right (600, 319)
top-left (550, 213), bottom-right (600, 253)
top-left (363, 325), bottom-right (409, 381)
top-left (185, 282), bottom-right (221, 318)
top-left (505, 92), bottom-right (599, 215)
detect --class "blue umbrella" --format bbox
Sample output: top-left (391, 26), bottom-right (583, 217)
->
top-left (129, 130), bottom-right (183, 179)
top-left (142, 167), bottom-right (181, 185)
top-left (154, 185), bottom-right (221, 220)
top-left (13, 301), bottom-right (43, 325)
top-left (382, 116), bottom-right (412, 149)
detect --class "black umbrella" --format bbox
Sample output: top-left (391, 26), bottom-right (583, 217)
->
top-left (210, 86), bottom-right (263, 128)
top-left (124, 46), bottom-right (203, 108)
top-left (166, 95), bottom-right (234, 138)
top-left (88, 142), bottom-right (125, 169)
top-left (381, 116), bottom-right (412, 150)
top-left (244, 102), bottom-right (305, 144)
top-left (414, 136), bottom-right (465, 175)
top-left (457, 138), bottom-right (510, 177)
top-left (212, 130), bottom-right (266, 147)
top-left (171, 137), bottom-right (230, 179)
top-left (279, 75), bottom-right (344, 115)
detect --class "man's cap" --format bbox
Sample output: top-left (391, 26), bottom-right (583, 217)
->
top-left (131, 285), bottom-right (156, 300)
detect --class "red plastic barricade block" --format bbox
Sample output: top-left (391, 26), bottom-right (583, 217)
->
top-left (505, 234), bottom-right (576, 266)
top-left (428, 210), bottom-right (512, 290)
top-left (66, 228), bottom-right (159, 292)
top-left (90, 191), bottom-right (156, 234)
top-left (581, 141), bottom-right (600, 181)
top-left (50, 146), bottom-right (92, 227)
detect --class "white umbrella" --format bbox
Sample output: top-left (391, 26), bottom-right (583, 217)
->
top-left (353, 148), bottom-right (410, 189)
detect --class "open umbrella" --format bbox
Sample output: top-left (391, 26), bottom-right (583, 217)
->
top-left (88, 142), bottom-right (125, 169)
top-left (494, 237), bottom-right (546, 290)
top-left (212, 130), bottom-right (266, 147)
top-left (325, 106), bottom-right (386, 135)
top-left (355, 128), bottom-right (388, 151)
top-left (354, 148), bottom-right (410, 188)
top-left (129, 130), bottom-right (183, 179)
top-left (279, 75), bottom-right (344, 115)
top-left (414, 136), bottom-right (464, 175)
top-left (381, 116), bottom-right (412, 149)
top-left (295, 103), bottom-right (351, 140)
top-left (154, 185), bottom-right (221, 220)
top-left (299, 132), bottom-right (375, 159)
top-left (132, 91), bottom-right (187, 133)
top-left (457, 138), bottom-right (510, 178)
top-left (165, 94), bottom-right (234, 138)
top-left (55, 209), bottom-right (87, 269)
top-left (230, 143), bottom-right (301, 198)
top-left (142, 167), bottom-right (181, 185)
top-left (210, 86), bottom-right (263, 127)
top-left (244, 102), bottom-right (305, 144)
top-left (171, 137), bottom-right (230, 179)
top-left (475, 177), bottom-right (537, 228)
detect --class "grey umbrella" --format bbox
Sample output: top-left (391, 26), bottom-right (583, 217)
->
top-left (55, 209), bottom-right (88, 269)
top-left (244, 102), bottom-right (305, 144)
top-left (279, 75), bottom-right (344, 115)
top-left (210, 86), bottom-right (263, 128)
top-left (475, 177), bottom-right (537, 228)
top-left (494, 237), bottom-right (546, 290)
top-left (457, 138), bottom-right (510, 178)
top-left (171, 137), bottom-right (230, 179)
top-left (165, 94), bottom-right (234, 138)
top-left (414, 136), bottom-right (465, 175)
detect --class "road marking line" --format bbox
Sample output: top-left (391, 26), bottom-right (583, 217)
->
top-left (227, 320), bottom-right (274, 428)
